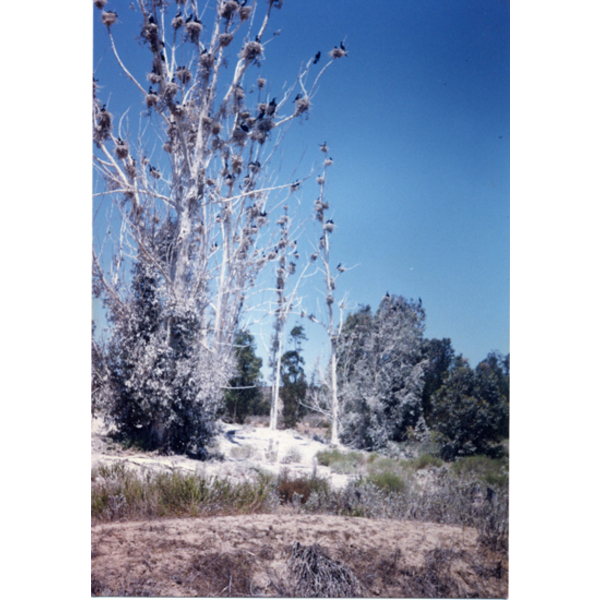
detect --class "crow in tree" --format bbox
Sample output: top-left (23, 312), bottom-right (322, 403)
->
top-left (149, 15), bottom-right (155, 24)
top-left (313, 51), bottom-right (321, 64)
top-left (186, 14), bottom-right (193, 23)
top-left (294, 93), bottom-right (302, 101)
top-left (340, 41), bottom-right (346, 51)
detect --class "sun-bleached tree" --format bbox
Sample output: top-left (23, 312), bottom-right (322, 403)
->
top-left (336, 294), bottom-right (428, 450)
top-left (92, 0), bottom-right (347, 452)
top-left (300, 146), bottom-right (347, 445)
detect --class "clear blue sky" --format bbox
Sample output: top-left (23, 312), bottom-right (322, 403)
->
top-left (93, 0), bottom-right (510, 374)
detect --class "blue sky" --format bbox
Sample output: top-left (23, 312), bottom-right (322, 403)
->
top-left (92, 0), bottom-right (509, 374)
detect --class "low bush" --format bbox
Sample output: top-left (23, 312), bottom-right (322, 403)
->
top-left (91, 463), bottom-right (277, 521)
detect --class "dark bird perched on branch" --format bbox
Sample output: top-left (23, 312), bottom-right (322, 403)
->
top-left (340, 41), bottom-right (346, 51)
top-left (149, 15), bottom-right (155, 24)
top-left (313, 51), bottom-right (321, 64)
top-left (337, 263), bottom-right (345, 273)
top-left (186, 14), bottom-right (193, 23)
top-left (294, 93), bottom-right (302, 101)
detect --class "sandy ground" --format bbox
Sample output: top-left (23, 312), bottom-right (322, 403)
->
top-left (92, 416), bottom-right (354, 489)
top-left (92, 514), bottom-right (507, 597)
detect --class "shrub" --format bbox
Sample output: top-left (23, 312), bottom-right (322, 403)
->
top-left (430, 364), bottom-right (509, 460)
top-left (366, 471), bottom-right (406, 493)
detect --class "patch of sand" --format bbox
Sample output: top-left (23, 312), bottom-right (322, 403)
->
top-left (92, 514), bottom-right (507, 597)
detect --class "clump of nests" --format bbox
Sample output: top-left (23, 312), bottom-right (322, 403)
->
top-left (115, 138), bottom-right (129, 160)
top-left (94, 105), bottom-right (112, 143)
top-left (171, 14), bottom-right (184, 30)
top-left (185, 19), bottom-right (203, 43)
top-left (329, 46), bottom-right (348, 59)
top-left (199, 51), bottom-right (214, 72)
top-left (240, 41), bottom-right (263, 62)
top-left (287, 542), bottom-right (363, 598)
top-left (164, 80), bottom-right (179, 97)
top-left (219, 1), bottom-right (239, 20)
top-left (146, 88), bottom-right (159, 108)
top-left (294, 97), bottom-right (310, 117)
top-left (175, 66), bottom-right (192, 84)
top-left (219, 33), bottom-right (234, 47)
top-left (101, 10), bottom-right (118, 28)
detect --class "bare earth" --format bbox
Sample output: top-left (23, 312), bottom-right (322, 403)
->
top-left (91, 419), bottom-right (508, 597)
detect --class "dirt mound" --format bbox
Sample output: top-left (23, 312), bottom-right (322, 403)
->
top-left (92, 514), bottom-right (507, 597)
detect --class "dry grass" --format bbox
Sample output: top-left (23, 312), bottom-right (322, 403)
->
top-left (287, 541), bottom-right (364, 597)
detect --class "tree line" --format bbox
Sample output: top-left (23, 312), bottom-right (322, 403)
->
top-left (215, 292), bottom-right (509, 460)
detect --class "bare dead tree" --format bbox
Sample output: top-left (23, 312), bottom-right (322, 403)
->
top-left (300, 148), bottom-right (347, 446)
top-left (92, 0), bottom-right (345, 451)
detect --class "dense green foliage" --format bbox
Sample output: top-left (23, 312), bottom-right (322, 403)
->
top-left (223, 331), bottom-right (264, 424)
top-left (281, 326), bottom-right (308, 429)
top-left (430, 360), bottom-right (509, 460)
top-left (98, 262), bottom-right (226, 456)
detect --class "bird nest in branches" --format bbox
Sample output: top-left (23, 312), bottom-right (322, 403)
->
top-left (115, 140), bottom-right (129, 160)
top-left (329, 47), bottom-right (348, 59)
top-left (185, 21), bottom-right (203, 43)
top-left (231, 128), bottom-right (248, 144)
top-left (287, 542), bottom-right (363, 598)
top-left (326, 295), bottom-right (335, 306)
top-left (94, 0), bottom-right (107, 9)
top-left (164, 81), bottom-right (179, 97)
top-left (324, 158), bottom-right (334, 166)
top-left (101, 11), bottom-right (117, 28)
top-left (324, 220), bottom-right (335, 233)
top-left (294, 97), bottom-right (310, 117)
top-left (219, 1), bottom-right (239, 20)
top-left (257, 118), bottom-right (275, 133)
top-left (219, 33), bottom-right (234, 47)
top-left (146, 91), bottom-right (159, 108)
top-left (175, 66), bottom-right (192, 84)
top-left (250, 130), bottom-right (268, 144)
top-left (257, 77), bottom-right (266, 89)
top-left (211, 121), bottom-right (222, 136)
top-left (140, 22), bottom-right (159, 43)
top-left (316, 175), bottom-right (325, 185)
top-left (147, 72), bottom-right (162, 85)
top-left (199, 51), bottom-right (214, 71)
top-left (240, 41), bottom-right (263, 62)
top-left (171, 15), bottom-right (184, 30)
top-left (239, 6), bottom-right (252, 21)
top-left (231, 154), bottom-right (244, 173)
top-left (96, 107), bottom-right (112, 130)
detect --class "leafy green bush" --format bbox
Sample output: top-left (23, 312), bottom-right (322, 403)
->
top-left (366, 471), bottom-right (406, 493)
top-left (430, 364), bottom-right (508, 460)
top-left (451, 455), bottom-right (508, 488)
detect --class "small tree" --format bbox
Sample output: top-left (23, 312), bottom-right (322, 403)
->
top-left (223, 330), bottom-right (263, 424)
top-left (421, 337), bottom-right (455, 424)
top-left (280, 325), bottom-right (308, 429)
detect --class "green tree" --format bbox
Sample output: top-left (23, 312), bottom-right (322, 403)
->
top-left (223, 330), bottom-right (263, 424)
top-left (421, 337), bottom-right (455, 424)
top-left (280, 326), bottom-right (308, 429)
top-left (430, 361), bottom-right (508, 460)
top-left (477, 351), bottom-right (510, 403)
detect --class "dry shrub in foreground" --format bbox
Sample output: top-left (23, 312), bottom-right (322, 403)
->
top-left (287, 541), bottom-right (363, 597)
